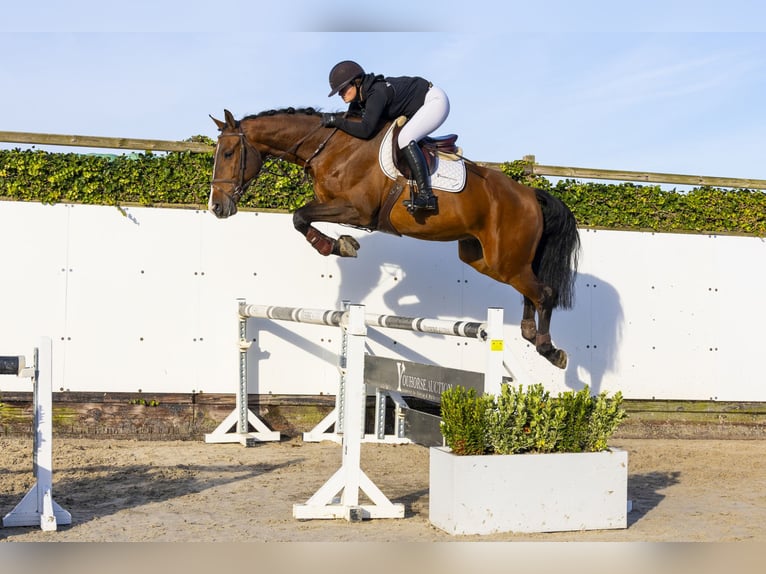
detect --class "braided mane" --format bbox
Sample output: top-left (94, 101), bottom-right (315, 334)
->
top-left (242, 107), bottom-right (320, 121)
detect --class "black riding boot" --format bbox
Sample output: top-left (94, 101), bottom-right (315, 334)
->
top-left (402, 141), bottom-right (437, 212)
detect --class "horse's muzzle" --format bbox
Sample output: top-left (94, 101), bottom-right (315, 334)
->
top-left (209, 203), bottom-right (237, 219)
top-left (208, 191), bottom-right (238, 219)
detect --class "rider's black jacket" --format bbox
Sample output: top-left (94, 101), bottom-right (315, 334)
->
top-left (332, 73), bottom-right (431, 139)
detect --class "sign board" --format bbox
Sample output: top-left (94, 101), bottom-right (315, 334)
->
top-left (364, 355), bottom-right (484, 403)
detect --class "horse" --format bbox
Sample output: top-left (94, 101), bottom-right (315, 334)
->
top-left (208, 108), bottom-right (580, 369)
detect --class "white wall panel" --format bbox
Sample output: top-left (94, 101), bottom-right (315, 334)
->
top-left (59, 205), bottom-right (205, 392)
top-left (0, 203), bottom-right (69, 389)
top-left (1, 200), bottom-right (764, 401)
top-left (199, 213), bottom-right (342, 395)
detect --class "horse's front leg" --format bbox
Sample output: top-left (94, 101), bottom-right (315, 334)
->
top-left (293, 200), bottom-right (362, 258)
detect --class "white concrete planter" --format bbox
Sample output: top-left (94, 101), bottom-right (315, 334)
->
top-left (429, 446), bottom-right (628, 535)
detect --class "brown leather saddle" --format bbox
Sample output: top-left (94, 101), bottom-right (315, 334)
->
top-left (391, 120), bottom-right (460, 177)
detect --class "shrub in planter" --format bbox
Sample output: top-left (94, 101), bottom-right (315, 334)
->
top-left (440, 383), bottom-right (627, 455)
top-left (486, 383), bottom-right (566, 454)
top-left (558, 386), bottom-right (628, 452)
top-left (433, 383), bottom-right (629, 535)
top-left (439, 386), bottom-right (493, 455)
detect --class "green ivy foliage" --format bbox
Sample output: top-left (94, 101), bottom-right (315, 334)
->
top-left (1, 147), bottom-right (764, 236)
top-left (0, 147), bottom-right (313, 211)
top-left (503, 160), bottom-right (766, 236)
top-left (0, 148), bottom-right (210, 207)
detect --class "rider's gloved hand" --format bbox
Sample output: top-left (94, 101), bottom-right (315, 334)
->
top-left (321, 113), bottom-right (341, 128)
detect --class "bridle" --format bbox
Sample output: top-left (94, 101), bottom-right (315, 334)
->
top-left (211, 119), bottom-right (338, 204)
top-left (211, 128), bottom-right (261, 204)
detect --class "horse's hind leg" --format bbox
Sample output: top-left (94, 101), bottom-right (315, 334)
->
top-left (513, 269), bottom-right (567, 369)
top-left (522, 294), bottom-right (566, 369)
top-left (521, 297), bottom-right (537, 343)
top-left (459, 238), bottom-right (567, 369)
top-left (533, 292), bottom-right (567, 369)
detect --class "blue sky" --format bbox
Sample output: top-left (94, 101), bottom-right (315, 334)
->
top-left (3, 1), bottom-right (766, 182)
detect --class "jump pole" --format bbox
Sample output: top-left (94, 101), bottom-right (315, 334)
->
top-left (2, 337), bottom-right (72, 531)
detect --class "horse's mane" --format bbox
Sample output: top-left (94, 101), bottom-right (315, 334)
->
top-left (242, 107), bottom-right (321, 121)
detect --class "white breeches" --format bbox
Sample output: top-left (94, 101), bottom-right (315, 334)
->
top-left (397, 85), bottom-right (450, 148)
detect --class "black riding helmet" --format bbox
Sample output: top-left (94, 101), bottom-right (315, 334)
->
top-left (328, 60), bottom-right (364, 97)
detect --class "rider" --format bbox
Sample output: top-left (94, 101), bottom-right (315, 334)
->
top-left (321, 60), bottom-right (450, 211)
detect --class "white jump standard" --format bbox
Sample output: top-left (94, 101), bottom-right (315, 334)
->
top-left (238, 300), bottom-right (514, 521)
top-left (2, 337), bottom-right (71, 531)
top-left (204, 299), bottom-right (281, 446)
top-left (241, 303), bottom-right (403, 520)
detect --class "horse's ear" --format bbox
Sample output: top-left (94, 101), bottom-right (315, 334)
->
top-left (224, 109), bottom-right (237, 128)
top-left (210, 114), bottom-right (226, 131)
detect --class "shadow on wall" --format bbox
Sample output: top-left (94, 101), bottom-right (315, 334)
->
top-left (560, 272), bottom-right (624, 395)
top-left (330, 230), bottom-right (626, 394)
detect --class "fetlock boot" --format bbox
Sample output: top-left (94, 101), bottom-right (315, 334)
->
top-left (402, 141), bottom-right (437, 212)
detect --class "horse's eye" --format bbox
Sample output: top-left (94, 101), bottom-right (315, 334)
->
top-left (224, 151), bottom-right (234, 159)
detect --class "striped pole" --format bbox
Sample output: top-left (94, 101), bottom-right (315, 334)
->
top-left (239, 303), bottom-right (487, 340)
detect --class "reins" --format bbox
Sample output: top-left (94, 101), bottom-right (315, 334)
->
top-left (274, 123), bottom-right (338, 180)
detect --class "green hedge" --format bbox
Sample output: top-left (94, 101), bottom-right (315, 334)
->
top-left (0, 146), bottom-right (313, 211)
top-left (1, 148), bottom-right (764, 236)
top-left (502, 160), bottom-right (766, 236)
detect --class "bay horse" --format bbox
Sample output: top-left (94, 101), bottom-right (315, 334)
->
top-left (208, 108), bottom-right (579, 369)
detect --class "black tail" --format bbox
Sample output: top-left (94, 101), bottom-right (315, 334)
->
top-left (532, 189), bottom-right (580, 309)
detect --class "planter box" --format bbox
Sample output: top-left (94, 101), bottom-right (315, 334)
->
top-left (429, 446), bottom-right (628, 535)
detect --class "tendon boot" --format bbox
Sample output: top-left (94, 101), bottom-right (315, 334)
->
top-left (401, 141), bottom-right (437, 212)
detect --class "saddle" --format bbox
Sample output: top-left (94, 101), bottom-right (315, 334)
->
top-left (391, 116), bottom-right (462, 176)
top-left (376, 117), bottom-right (466, 236)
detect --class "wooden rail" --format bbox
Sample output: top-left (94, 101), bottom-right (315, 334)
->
top-left (2, 130), bottom-right (765, 189)
top-left (479, 155), bottom-right (766, 190)
top-left (0, 130), bottom-right (213, 153)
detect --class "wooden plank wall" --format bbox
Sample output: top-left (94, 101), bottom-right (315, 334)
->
top-left (1, 393), bottom-right (764, 440)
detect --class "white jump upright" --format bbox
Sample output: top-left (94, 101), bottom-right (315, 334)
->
top-left (2, 337), bottom-right (72, 531)
top-left (204, 299), bottom-right (281, 446)
top-left (239, 302), bottom-right (404, 520)
top-left (292, 305), bottom-right (404, 520)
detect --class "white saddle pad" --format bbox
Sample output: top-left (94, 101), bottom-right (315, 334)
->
top-left (378, 122), bottom-right (467, 193)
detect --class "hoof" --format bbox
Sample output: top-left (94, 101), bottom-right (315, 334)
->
top-left (335, 235), bottom-right (360, 258)
top-left (538, 344), bottom-right (568, 369)
top-left (548, 349), bottom-right (568, 369)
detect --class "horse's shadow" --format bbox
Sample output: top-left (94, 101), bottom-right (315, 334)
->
top-left (332, 232), bottom-right (625, 394)
top-left (557, 272), bottom-right (624, 395)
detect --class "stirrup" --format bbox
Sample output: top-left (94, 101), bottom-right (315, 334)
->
top-left (404, 193), bottom-right (438, 213)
